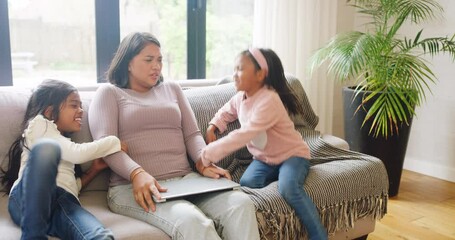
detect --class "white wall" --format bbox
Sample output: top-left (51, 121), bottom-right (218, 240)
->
top-left (332, 0), bottom-right (455, 182)
top-left (400, 0), bottom-right (455, 182)
top-left (331, 0), bottom-right (356, 138)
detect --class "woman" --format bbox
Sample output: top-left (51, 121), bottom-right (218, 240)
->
top-left (88, 32), bottom-right (260, 240)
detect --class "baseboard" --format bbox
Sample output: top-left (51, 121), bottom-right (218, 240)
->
top-left (403, 157), bottom-right (455, 183)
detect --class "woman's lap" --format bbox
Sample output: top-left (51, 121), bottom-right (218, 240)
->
top-left (108, 173), bottom-right (259, 240)
top-left (108, 183), bottom-right (218, 240)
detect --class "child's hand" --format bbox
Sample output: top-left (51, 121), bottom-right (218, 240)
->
top-left (91, 158), bottom-right (109, 172)
top-left (121, 141), bottom-right (128, 153)
top-left (196, 159), bottom-right (232, 180)
top-left (79, 158), bottom-right (109, 189)
top-left (205, 124), bottom-right (218, 144)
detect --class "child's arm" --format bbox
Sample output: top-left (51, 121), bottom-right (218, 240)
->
top-left (205, 93), bottom-right (242, 143)
top-left (77, 142), bottom-right (128, 190)
top-left (25, 115), bottom-right (122, 164)
top-left (205, 124), bottom-right (218, 143)
top-left (78, 158), bottom-right (109, 189)
top-left (60, 136), bottom-right (122, 164)
top-left (209, 93), bottom-right (241, 133)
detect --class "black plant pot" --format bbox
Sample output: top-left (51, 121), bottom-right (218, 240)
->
top-left (342, 86), bottom-right (413, 197)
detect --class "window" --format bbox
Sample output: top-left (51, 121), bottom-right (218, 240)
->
top-left (0, 0), bottom-right (254, 86)
top-left (120, 0), bottom-right (187, 80)
top-left (8, 0), bottom-right (97, 87)
top-left (206, 0), bottom-right (254, 79)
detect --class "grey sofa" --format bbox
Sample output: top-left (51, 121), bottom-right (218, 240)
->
top-left (0, 75), bottom-right (388, 239)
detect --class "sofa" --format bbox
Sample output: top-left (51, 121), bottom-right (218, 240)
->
top-left (0, 75), bottom-right (388, 240)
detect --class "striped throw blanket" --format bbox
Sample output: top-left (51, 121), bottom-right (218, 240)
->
top-left (183, 75), bottom-right (388, 239)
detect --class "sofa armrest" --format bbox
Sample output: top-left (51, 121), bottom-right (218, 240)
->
top-left (321, 134), bottom-right (349, 150)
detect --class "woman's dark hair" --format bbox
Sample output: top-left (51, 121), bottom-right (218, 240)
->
top-left (242, 48), bottom-right (305, 116)
top-left (0, 79), bottom-right (77, 194)
top-left (107, 32), bottom-right (162, 88)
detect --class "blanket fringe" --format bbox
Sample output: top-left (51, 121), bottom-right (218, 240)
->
top-left (256, 210), bottom-right (306, 240)
top-left (320, 193), bottom-right (388, 234)
top-left (254, 193), bottom-right (388, 239)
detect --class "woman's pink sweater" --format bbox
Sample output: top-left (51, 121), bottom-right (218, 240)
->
top-left (89, 82), bottom-right (206, 186)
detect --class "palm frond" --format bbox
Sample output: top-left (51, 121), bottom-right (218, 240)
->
top-left (309, 0), bottom-right (455, 137)
top-left (408, 35), bottom-right (455, 60)
top-left (396, 0), bottom-right (443, 23)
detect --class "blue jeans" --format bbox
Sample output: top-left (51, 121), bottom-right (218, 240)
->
top-left (8, 139), bottom-right (114, 240)
top-left (240, 157), bottom-right (328, 240)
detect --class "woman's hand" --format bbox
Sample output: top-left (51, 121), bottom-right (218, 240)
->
top-left (130, 168), bottom-right (167, 212)
top-left (205, 124), bottom-right (218, 144)
top-left (195, 159), bottom-right (232, 180)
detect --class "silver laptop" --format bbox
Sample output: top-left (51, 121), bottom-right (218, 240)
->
top-left (153, 176), bottom-right (240, 203)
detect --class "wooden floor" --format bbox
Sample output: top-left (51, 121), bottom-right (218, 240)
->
top-left (368, 170), bottom-right (455, 240)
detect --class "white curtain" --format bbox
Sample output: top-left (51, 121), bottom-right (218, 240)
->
top-left (253, 0), bottom-right (338, 134)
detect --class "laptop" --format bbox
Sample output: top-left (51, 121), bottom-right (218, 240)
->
top-left (153, 176), bottom-right (241, 203)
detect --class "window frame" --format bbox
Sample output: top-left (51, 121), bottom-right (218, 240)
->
top-left (95, 0), bottom-right (120, 83)
top-left (0, 0), bottom-right (208, 86)
top-left (187, 0), bottom-right (206, 79)
top-left (0, 0), bottom-right (13, 86)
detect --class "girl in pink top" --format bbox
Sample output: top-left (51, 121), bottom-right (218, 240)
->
top-left (202, 48), bottom-right (328, 240)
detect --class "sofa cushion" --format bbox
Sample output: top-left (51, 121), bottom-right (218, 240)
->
top-left (0, 88), bottom-right (30, 191)
top-left (285, 75), bottom-right (319, 129)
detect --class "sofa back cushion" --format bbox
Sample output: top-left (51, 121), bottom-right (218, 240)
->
top-left (285, 75), bottom-right (319, 129)
top-left (0, 88), bottom-right (30, 192)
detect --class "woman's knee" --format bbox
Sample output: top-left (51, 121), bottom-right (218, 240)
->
top-left (235, 193), bottom-right (256, 217)
top-left (215, 192), bottom-right (259, 240)
top-left (218, 191), bottom-right (256, 218)
top-left (172, 206), bottom-right (218, 240)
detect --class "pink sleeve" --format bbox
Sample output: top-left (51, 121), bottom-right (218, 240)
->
top-left (88, 85), bottom-right (140, 180)
top-left (209, 93), bottom-right (241, 133)
top-left (201, 94), bottom-right (282, 166)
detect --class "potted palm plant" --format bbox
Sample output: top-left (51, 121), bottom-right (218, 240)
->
top-left (309, 0), bottom-right (455, 196)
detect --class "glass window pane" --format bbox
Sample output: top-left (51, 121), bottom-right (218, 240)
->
top-left (120, 0), bottom-right (187, 81)
top-left (206, 0), bottom-right (254, 79)
top-left (8, 0), bottom-right (96, 87)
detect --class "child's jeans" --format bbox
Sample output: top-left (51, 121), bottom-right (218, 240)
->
top-left (8, 139), bottom-right (114, 240)
top-left (240, 156), bottom-right (328, 240)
